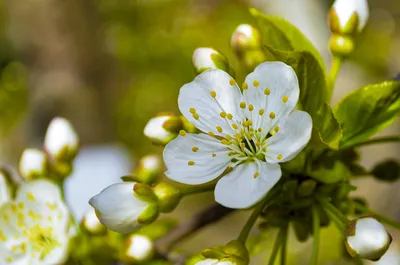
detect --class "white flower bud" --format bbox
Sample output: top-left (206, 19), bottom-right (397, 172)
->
top-left (0, 170), bottom-right (12, 206)
top-left (231, 24), bottom-right (261, 52)
top-left (346, 217), bottom-right (392, 261)
top-left (144, 115), bottom-right (179, 145)
top-left (192, 48), bottom-right (230, 74)
top-left (329, 0), bottom-right (369, 34)
top-left (133, 155), bottom-right (162, 184)
top-left (89, 182), bottom-right (159, 233)
top-left (196, 259), bottom-right (235, 265)
top-left (44, 117), bottom-right (79, 161)
top-left (81, 208), bottom-right (107, 235)
top-left (120, 234), bottom-right (154, 263)
top-left (19, 148), bottom-right (48, 180)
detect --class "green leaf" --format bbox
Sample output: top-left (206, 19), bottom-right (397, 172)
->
top-left (371, 160), bottom-right (400, 182)
top-left (334, 81), bottom-right (400, 148)
top-left (250, 8), bottom-right (325, 71)
top-left (264, 47), bottom-right (342, 149)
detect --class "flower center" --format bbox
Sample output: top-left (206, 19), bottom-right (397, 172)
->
top-left (24, 224), bottom-right (60, 260)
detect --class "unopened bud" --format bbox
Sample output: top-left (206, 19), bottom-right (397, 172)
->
top-left (231, 24), bottom-right (265, 70)
top-left (329, 35), bottom-right (355, 58)
top-left (329, 0), bottom-right (369, 35)
top-left (144, 115), bottom-right (182, 145)
top-left (0, 169), bottom-right (12, 206)
top-left (44, 117), bottom-right (79, 162)
top-left (81, 208), bottom-right (107, 235)
top-left (192, 48), bottom-right (231, 74)
top-left (19, 148), bottom-right (48, 180)
top-left (345, 217), bottom-right (392, 261)
top-left (120, 234), bottom-right (154, 263)
top-left (200, 240), bottom-right (249, 265)
top-left (153, 182), bottom-right (181, 213)
top-left (133, 155), bottom-right (162, 184)
top-left (89, 182), bottom-right (159, 233)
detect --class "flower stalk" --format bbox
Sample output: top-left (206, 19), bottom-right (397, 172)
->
top-left (310, 205), bottom-right (320, 265)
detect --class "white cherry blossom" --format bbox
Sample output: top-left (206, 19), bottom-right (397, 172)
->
top-left (163, 62), bottom-right (312, 209)
top-left (196, 259), bottom-right (235, 265)
top-left (0, 180), bottom-right (71, 265)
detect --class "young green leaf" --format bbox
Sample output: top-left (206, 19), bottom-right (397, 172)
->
top-left (334, 81), bottom-right (400, 148)
top-left (250, 8), bottom-right (325, 71)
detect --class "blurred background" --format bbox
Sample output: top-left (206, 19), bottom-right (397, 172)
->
top-left (0, 0), bottom-right (399, 264)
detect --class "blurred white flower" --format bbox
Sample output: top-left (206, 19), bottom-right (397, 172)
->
top-left (120, 234), bottom-right (154, 262)
top-left (0, 170), bottom-right (12, 207)
top-left (0, 180), bottom-right (71, 265)
top-left (196, 259), bottom-right (235, 265)
top-left (346, 217), bottom-right (392, 261)
top-left (133, 154), bottom-right (162, 183)
top-left (81, 208), bottom-right (106, 235)
top-left (163, 62), bottom-right (312, 209)
top-left (330, 0), bottom-right (369, 34)
top-left (19, 148), bottom-right (47, 180)
top-left (231, 24), bottom-right (261, 51)
top-left (44, 117), bottom-right (78, 161)
top-left (89, 182), bottom-right (157, 233)
top-left (192, 47), bottom-right (230, 74)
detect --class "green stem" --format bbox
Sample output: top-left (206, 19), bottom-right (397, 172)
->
top-left (180, 183), bottom-right (215, 196)
top-left (318, 200), bottom-right (346, 232)
top-left (348, 136), bottom-right (400, 149)
top-left (327, 56), bottom-right (342, 102)
top-left (280, 225), bottom-right (288, 265)
top-left (319, 198), bottom-right (348, 223)
top-left (237, 201), bottom-right (265, 243)
top-left (268, 228), bottom-right (285, 265)
top-left (354, 203), bottom-right (400, 230)
top-left (237, 185), bottom-right (281, 243)
top-left (310, 205), bottom-right (320, 265)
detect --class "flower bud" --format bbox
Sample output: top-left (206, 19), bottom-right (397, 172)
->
top-left (152, 182), bottom-right (181, 213)
top-left (132, 155), bottom-right (163, 184)
top-left (200, 241), bottom-right (249, 265)
top-left (19, 148), bottom-right (48, 180)
top-left (120, 234), bottom-right (154, 263)
top-left (81, 208), bottom-right (107, 235)
top-left (329, 35), bottom-right (355, 58)
top-left (0, 169), bottom-right (12, 206)
top-left (144, 114), bottom-right (182, 145)
top-left (345, 217), bottom-right (392, 261)
top-left (89, 182), bottom-right (159, 233)
top-left (192, 48), bottom-right (230, 74)
top-left (329, 0), bottom-right (369, 35)
top-left (44, 117), bottom-right (79, 162)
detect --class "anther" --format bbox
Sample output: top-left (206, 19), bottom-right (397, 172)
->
top-left (264, 88), bottom-right (270, 95)
top-left (220, 112), bottom-right (227, 118)
top-left (227, 114), bottom-right (233, 120)
top-left (248, 104), bottom-right (254, 111)
top-left (192, 146), bottom-right (199, 152)
top-left (259, 109), bottom-right (265, 115)
top-left (242, 82), bottom-right (248, 90)
top-left (179, 130), bottom-right (186, 136)
top-left (277, 154), bottom-right (283, 160)
top-left (253, 172), bottom-right (259, 178)
top-left (188, 161), bottom-right (195, 166)
top-left (253, 80), bottom-right (260, 87)
top-left (274, 126), bottom-right (280, 132)
top-left (282, 95), bottom-right (289, 103)
top-left (216, 126), bottom-right (223, 133)
top-left (189, 108), bottom-right (196, 113)
top-left (193, 113), bottom-right (199, 120)
top-left (232, 123), bottom-right (239, 129)
top-left (269, 112), bottom-right (276, 119)
top-left (210, 90), bottom-right (217, 98)
top-left (240, 102), bottom-right (246, 109)
top-left (229, 79), bottom-right (236, 86)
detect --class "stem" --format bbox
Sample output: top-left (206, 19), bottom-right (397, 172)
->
top-left (238, 184), bottom-right (282, 243)
top-left (268, 228), bottom-right (285, 265)
top-left (318, 200), bottom-right (346, 232)
top-left (310, 205), bottom-right (320, 265)
top-left (347, 136), bottom-right (400, 149)
top-left (237, 201), bottom-right (265, 243)
top-left (319, 198), bottom-right (349, 223)
top-left (280, 225), bottom-right (288, 265)
top-left (180, 183), bottom-right (215, 196)
top-left (327, 56), bottom-right (342, 102)
top-left (354, 203), bottom-right (400, 230)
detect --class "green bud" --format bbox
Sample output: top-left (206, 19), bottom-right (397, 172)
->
top-left (329, 0), bottom-right (369, 35)
top-left (329, 35), bottom-right (355, 58)
top-left (19, 148), bottom-right (48, 181)
top-left (152, 182), bottom-right (181, 213)
top-left (297, 179), bottom-right (317, 197)
top-left (144, 114), bottom-right (181, 145)
top-left (192, 47), bottom-right (231, 75)
top-left (49, 160), bottom-right (73, 180)
top-left (201, 240), bottom-right (249, 265)
top-left (371, 160), bottom-right (400, 182)
top-left (132, 155), bottom-right (163, 184)
top-left (137, 203), bottom-right (159, 225)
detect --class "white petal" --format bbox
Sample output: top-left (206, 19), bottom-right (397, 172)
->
top-left (42, 234), bottom-right (70, 265)
top-left (89, 183), bottom-right (149, 233)
top-left (124, 235), bottom-right (154, 261)
top-left (195, 259), bottom-right (219, 265)
top-left (44, 117), bottom-right (78, 159)
top-left (243, 62), bottom-right (299, 132)
top-left (164, 133), bottom-right (231, 185)
top-left (16, 179), bottom-right (62, 204)
top-left (179, 69), bottom-right (243, 136)
top-left (265, 111), bottom-right (312, 163)
top-left (19, 148), bottom-right (47, 180)
top-left (215, 161), bottom-right (281, 209)
top-left (333, 0), bottom-right (369, 31)
top-left (144, 116), bottom-right (176, 144)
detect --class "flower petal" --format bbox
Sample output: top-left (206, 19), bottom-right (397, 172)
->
top-left (265, 110), bottom-right (312, 163)
top-left (164, 133), bottom-right (231, 185)
top-left (243, 62), bottom-right (299, 133)
top-left (215, 161), bottom-right (281, 209)
top-left (179, 69), bottom-right (244, 136)
top-left (89, 183), bottom-right (148, 233)
top-left (15, 179), bottom-right (62, 204)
